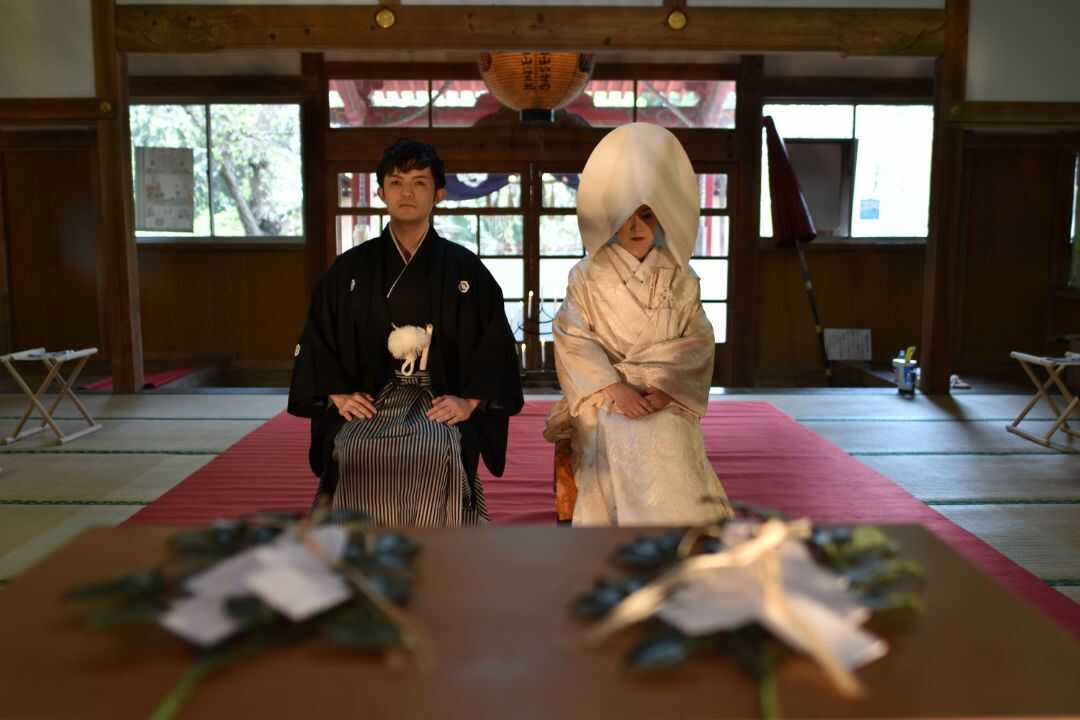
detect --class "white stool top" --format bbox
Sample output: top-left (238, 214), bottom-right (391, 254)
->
top-left (1010, 351), bottom-right (1080, 367)
top-left (1, 347), bottom-right (99, 363)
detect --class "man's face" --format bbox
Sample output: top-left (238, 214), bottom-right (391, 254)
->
top-left (377, 167), bottom-right (445, 223)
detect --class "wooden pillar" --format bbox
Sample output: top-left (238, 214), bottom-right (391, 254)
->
top-left (301, 52), bottom-right (331, 296)
top-left (92, 0), bottom-right (143, 393)
top-left (730, 55), bottom-right (764, 387)
top-left (0, 165), bottom-right (11, 355)
top-left (920, 0), bottom-right (969, 395)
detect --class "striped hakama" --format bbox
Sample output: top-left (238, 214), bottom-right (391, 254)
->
top-left (332, 371), bottom-right (488, 526)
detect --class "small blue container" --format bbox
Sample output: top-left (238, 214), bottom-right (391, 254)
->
top-left (892, 358), bottom-right (918, 396)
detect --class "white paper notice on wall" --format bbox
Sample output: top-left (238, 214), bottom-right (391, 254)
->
top-left (824, 328), bottom-right (873, 361)
top-left (135, 146), bottom-right (195, 232)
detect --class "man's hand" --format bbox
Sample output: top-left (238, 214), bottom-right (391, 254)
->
top-left (643, 386), bottom-right (673, 412)
top-left (427, 396), bottom-right (480, 426)
top-left (603, 382), bottom-right (654, 419)
top-left (330, 392), bottom-right (376, 421)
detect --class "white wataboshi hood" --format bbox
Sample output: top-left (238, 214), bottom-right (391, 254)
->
top-left (576, 122), bottom-right (699, 271)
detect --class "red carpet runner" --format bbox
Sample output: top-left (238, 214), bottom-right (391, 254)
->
top-left (82, 368), bottom-right (195, 391)
top-left (127, 400), bottom-right (1080, 635)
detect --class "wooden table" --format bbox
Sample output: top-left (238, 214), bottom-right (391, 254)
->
top-left (1, 525), bottom-right (1078, 719)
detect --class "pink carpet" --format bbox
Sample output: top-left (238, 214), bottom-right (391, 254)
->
top-left (126, 400), bottom-right (1080, 636)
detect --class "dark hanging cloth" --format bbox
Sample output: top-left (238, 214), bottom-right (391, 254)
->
top-left (442, 172), bottom-right (578, 202)
top-left (763, 115), bottom-right (818, 248)
top-left (287, 225), bottom-right (524, 507)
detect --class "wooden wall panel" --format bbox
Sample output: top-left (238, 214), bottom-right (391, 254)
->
top-left (756, 244), bottom-right (925, 385)
top-left (956, 139), bottom-right (1060, 362)
top-left (137, 244), bottom-right (307, 369)
top-left (1, 134), bottom-right (102, 356)
top-left (1051, 294), bottom-right (1080, 342)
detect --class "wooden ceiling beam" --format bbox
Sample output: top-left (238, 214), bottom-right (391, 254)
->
top-left (129, 75), bottom-right (313, 102)
top-left (763, 76), bottom-right (934, 102)
top-left (950, 101), bottom-right (1080, 128)
top-left (0, 99), bottom-right (111, 125)
top-left (323, 126), bottom-right (736, 169)
top-left (116, 5), bottom-right (944, 56)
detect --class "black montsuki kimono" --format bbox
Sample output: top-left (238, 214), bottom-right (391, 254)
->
top-left (287, 226), bottom-right (524, 500)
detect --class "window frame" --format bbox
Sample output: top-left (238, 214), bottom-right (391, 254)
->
top-left (760, 99), bottom-right (935, 246)
top-left (129, 99), bottom-right (305, 246)
top-left (325, 64), bottom-right (740, 132)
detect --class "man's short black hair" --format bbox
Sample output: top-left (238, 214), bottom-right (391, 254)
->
top-left (376, 139), bottom-right (446, 189)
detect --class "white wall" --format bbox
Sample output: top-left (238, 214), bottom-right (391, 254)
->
top-left (0, 0), bottom-right (95, 98)
top-left (967, 0), bottom-right (1080, 103)
top-left (688, 1), bottom-right (942, 7)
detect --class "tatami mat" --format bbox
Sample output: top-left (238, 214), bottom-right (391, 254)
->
top-left (0, 454), bottom-right (210, 503)
top-left (0, 418), bottom-right (262, 454)
top-left (0, 393), bottom-right (286, 420)
top-left (805, 419), bottom-right (1072, 455)
top-left (934, 504), bottom-right (1080, 580)
top-left (720, 393), bottom-right (1067, 422)
top-left (0, 505), bottom-right (142, 580)
top-left (860, 455), bottom-right (1080, 501)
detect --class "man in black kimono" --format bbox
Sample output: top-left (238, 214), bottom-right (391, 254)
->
top-left (288, 139), bottom-right (523, 526)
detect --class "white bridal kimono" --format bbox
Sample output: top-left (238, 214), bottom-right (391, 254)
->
top-left (544, 123), bottom-right (734, 526)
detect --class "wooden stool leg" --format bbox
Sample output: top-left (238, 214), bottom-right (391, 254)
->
top-left (35, 359), bottom-right (70, 429)
top-left (1009, 359), bottom-right (1053, 429)
top-left (2, 359), bottom-right (64, 443)
top-left (51, 356), bottom-right (99, 426)
top-left (1037, 366), bottom-right (1071, 427)
top-left (1047, 367), bottom-right (1080, 438)
top-left (1044, 396), bottom-right (1080, 444)
top-left (554, 439), bottom-right (577, 525)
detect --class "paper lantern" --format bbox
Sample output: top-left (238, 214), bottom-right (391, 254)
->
top-left (479, 52), bottom-right (594, 125)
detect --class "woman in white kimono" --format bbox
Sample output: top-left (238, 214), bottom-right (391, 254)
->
top-left (544, 123), bottom-right (734, 526)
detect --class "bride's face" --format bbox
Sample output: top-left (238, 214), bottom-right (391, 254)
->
top-left (614, 205), bottom-right (659, 259)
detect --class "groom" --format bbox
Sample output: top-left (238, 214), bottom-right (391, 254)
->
top-left (288, 139), bottom-right (523, 523)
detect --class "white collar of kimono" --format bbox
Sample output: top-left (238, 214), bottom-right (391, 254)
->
top-left (576, 123), bottom-right (700, 271)
top-left (607, 242), bottom-right (676, 283)
top-left (388, 222), bottom-right (429, 266)
top-left (385, 222), bottom-right (429, 299)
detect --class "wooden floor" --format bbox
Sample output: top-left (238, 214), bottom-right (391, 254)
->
top-left (0, 390), bottom-right (1077, 607)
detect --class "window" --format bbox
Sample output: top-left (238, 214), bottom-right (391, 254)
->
top-left (761, 103), bottom-right (933, 241)
top-left (636, 80), bottom-right (736, 129)
top-left (336, 172), bottom-right (526, 340)
top-left (565, 81), bottom-right (635, 127)
top-left (329, 80), bottom-right (430, 128)
top-left (329, 78), bottom-right (735, 129)
top-left (431, 80), bottom-right (495, 127)
top-left (537, 172), bottom-right (729, 343)
top-left (130, 103), bottom-right (303, 242)
top-left (692, 174), bottom-right (730, 343)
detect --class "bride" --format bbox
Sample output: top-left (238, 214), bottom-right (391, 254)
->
top-left (544, 122), bottom-right (734, 526)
